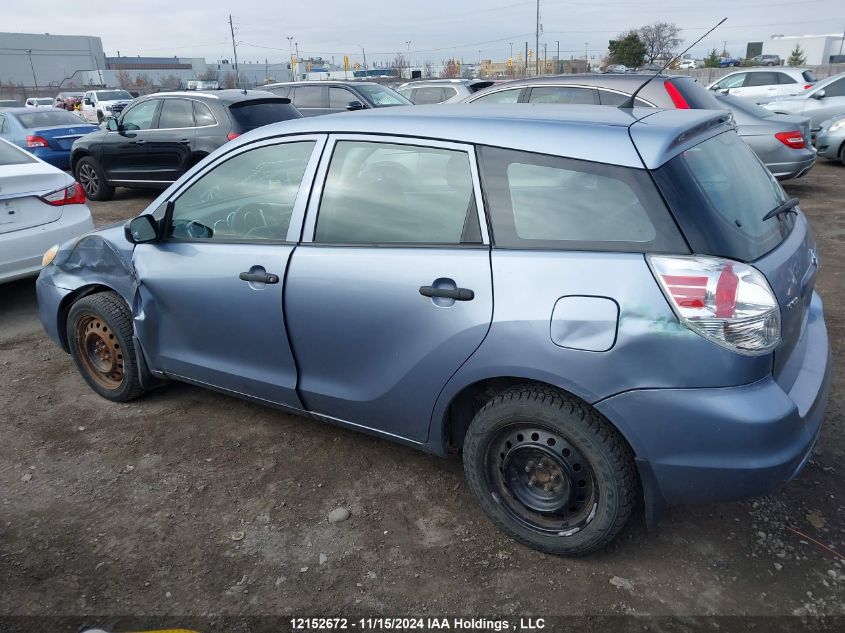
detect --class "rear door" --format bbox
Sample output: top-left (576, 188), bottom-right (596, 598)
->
top-left (132, 135), bottom-right (325, 408)
top-left (743, 71), bottom-right (781, 100)
top-left (146, 97), bottom-right (196, 182)
top-left (285, 135), bottom-right (493, 442)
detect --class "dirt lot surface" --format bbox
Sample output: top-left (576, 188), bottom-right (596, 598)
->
top-left (1, 165), bottom-right (844, 628)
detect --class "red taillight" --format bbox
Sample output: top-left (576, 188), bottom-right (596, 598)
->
top-left (226, 132), bottom-right (241, 141)
top-left (40, 182), bottom-right (86, 206)
top-left (26, 135), bottom-right (49, 148)
top-left (664, 81), bottom-right (690, 109)
top-left (804, 84), bottom-right (813, 90)
top-left (775, 130), bottom-right (806, 149)
top-left (714, 264), bottom-right (738, 318)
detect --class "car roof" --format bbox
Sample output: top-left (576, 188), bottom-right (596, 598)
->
top-left (139, 89), bottom-right (288, 105)
top-left (230, 103), bottom-right (732, 169)
top-left (263, 81), bottom-right (382, 88)
top-left (477, 73), bottom-right (674, 88)
top-left (0, 106), bottom-right (60, 115)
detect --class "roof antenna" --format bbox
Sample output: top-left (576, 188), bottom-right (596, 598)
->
top-left (618, 17), bottom-right (727, 109)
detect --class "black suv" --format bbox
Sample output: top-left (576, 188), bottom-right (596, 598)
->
top-left (262, 81), bottom-right (411, 116)
top-left (71, 89), bottom-right (302, 201)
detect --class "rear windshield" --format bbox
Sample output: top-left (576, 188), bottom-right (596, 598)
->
top-left (802, 70), bottom-right (816, 83)
top-left (228, 99), bottom-right (302, 131)
top-left (0, 140), bottom-right (35, 166)
top-left (16, 110), bottom-right (88, 129)
top-left (353, 84), bottom-right (411, 107)
top-left (653, 131), bottom-right (794, 261)
top-left (667, 77), bottom-right (723, 110)
top-left (95, 90), bottom-right (132, 101)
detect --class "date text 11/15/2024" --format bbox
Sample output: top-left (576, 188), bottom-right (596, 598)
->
top-left (290, 617), bottom-right (547, 631)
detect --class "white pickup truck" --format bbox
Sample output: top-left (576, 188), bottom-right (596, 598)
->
top-left (79, 89), bottom-right (134, 123)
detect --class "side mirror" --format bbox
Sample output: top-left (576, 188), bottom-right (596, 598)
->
top-left (105, 118), bottom-right (120, 131)
top-left (812, 89), bottom-right (825, 100)
top-left (125, 214), bottom-right (159, 244)
top-left (346, 100), bottom-right (365, 111)
top-left (83, 98), bottom-right (92, 105)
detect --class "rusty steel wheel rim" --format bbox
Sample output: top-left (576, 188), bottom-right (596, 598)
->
top-left (75, 314), bottom-right (124, 390)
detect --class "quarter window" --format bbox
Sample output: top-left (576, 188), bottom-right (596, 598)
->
top-left (158, 99), bottom-right (194, 128)
top-left (168, 141), bottom-right (316, 241)
top-left (478, 146), bottom-right (685, 252)
top-left (315, 141), bottom-right (480, 245)
top-left (776, 73), bottom-right (797, 85)
top-left (193, 101), bottom-right (216, 126)
top-left (120, 99), bottom-right (159, 130)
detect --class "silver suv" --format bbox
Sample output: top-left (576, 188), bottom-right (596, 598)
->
top-left (397, 79), bottom-right (495, 104)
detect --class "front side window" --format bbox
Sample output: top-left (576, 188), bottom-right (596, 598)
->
top-left (471, 88), bottom-right (521, 103)
top-left (478, 146), bottom-right (684, 252)
top-left (329, 87), bottom-right (356, 108)
top-left (158, 99), bottom-right (194, 128)
top-left (168, 141), bottom-right (316, 241)
top-left (121, 100), bottom-right (159, 130)
top-left (353, 84), bottom-right (410, 107)
top-left (528, 86), bottom-right (598, 104)
top-left (315, 141), bottom-right (479, 245)
top-left (823, 77), bottom-right (845, 97)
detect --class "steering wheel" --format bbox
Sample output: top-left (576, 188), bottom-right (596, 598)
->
top-left (228, 202), bottom-right (271, 235)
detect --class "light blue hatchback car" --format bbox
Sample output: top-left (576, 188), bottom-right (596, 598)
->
top-left (36, 105), bottom-right (831, 555)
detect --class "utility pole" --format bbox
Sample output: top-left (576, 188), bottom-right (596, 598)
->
top-left (287, 36), bottom-right (294, 82)
top-left (406, 40), bottom-right (412, 79)
top-left (361, 46), bottom-right (368, 75)
top-left (535, 0), bottom-right (540, 77)
top-left (525, 41), bottom-right (529, 78)
top-left (722, 40), bottom-right (727, 56)
top-left (24, 49), bottom-right (39, 94)
top-left (228, 14), bottom-right (240, 89)
top-left (585, 42), bottom-right (589, 70)
top-left (543, 43), bottom-right (547, 75)
top-left (509, 42), bottom-right (514, 79)
top-left (840, 25), bottom-right (844, 55)
top-left (556, 40), bottom-right (560, 74)
top-left (295, 42), bottom-right (300, 80)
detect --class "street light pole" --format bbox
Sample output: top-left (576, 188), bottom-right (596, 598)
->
top-left (24, 49), bottom-right (38, 94)
top-left (406, 40), bottom-right (411, 79)
top-left (295, 42), bottom-right (300, 81)
top-left (287, 36), bottom-right (294, 82)
top-left (509, 42), bottom-right (514, 79)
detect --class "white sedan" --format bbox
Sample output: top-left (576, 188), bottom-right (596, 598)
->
top-left (0, 138), bottom-right (93, 283)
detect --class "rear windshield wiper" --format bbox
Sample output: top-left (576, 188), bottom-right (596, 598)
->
top-left (762, 197), bottom-right (800, 222)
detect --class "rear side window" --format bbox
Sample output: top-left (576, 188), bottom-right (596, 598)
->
top-left (293, 86), bottom-right (323, 108)
top-left (745, 72), bottom-right (778, 87)
top-left (267, 86), bottom-right (291, 98)
top-left (478, 146), bottom-right (685, 252)
top-left (228, 100), bottom-right (301, 131)
top-left (0, 140), bottom-right (35, 165)
top-left (528, 86), bottom-right (597, 104)
top-left (443, 87), bottom-right (459, 99)
top-left (158, 99), bottom-right (194, 128)
top-left (315, 141), bottom-right (479, 244)
top-left (777, 73), bottom-right (797, 85)
top-left (652, 131), bottom-right (792, 261)
top-left (413, 87), bottom-right (446, 104)
top-left (472, 89), bottom-right (522, 103)
top-left (597, 90), bottom-right (652, 107)
top-left (193, 101), bottom-right (216, 126)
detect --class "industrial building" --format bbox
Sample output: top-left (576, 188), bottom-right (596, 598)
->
top-left (0, 31), bottom-right (106, 88)
top-left (762, 34), bottom-right (845, 65)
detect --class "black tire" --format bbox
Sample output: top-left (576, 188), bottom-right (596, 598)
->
top-left (75, 156), bottom-right (114, 202)
top-left (463, 385), bottom-right (637, 556)
top-left (839, 142), bottom-right (845, 167)
top-left (66, 291), bottom-right (145, 402)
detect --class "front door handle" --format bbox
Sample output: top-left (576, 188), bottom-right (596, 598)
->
top-left (419, 286), bottom-right (474, 301)
top-left (133, 139), bottom-right (146, 145)
top-left (239, 271), bottom-right (279, 284)
top-left (179, 138), bottom-right (191, 144)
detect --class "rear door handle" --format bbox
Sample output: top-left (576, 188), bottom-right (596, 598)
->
top-left (179, 138), bottom-right (191, 144)
top-left (239, 271), bottom-right (279, 284)
top-left (419, 286), bottom-right (474, 301)
top-left (133, 139), bottom-right (146, 145)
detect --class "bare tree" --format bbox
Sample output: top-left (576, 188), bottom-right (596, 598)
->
top-left (222, 72), bottom-right (237, 89)
top-left (391, 53), bottom-right (406, 77)
top-left (116, 70), bottom-right (132, 89)
top-left (638, 22), bottom-right (682, 64)
top-left (424, 61), bottom-right (434, 78)
top-left (440, 58), bottom-right (460, 78)
top-left (198, 69), bottom-right (218, 81)
top-left (161, 74), bottom-right (182, 89)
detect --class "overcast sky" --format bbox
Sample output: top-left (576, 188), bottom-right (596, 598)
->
top-left (4, 0), bottom-right (844, 65)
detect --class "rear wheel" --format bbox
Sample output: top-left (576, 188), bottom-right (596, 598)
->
top-left (463, 385), bottom-right (637, 556)
top-left (839, 142), bottom-right (845, 167)
top-left (67, 292), bottom-right (145, 402)
top-left (75, 156), bottom-right (114, 201)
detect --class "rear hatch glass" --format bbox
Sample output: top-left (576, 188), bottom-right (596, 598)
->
top-left (228, 99), bottom-right (302, 131)
top-left (802, 70), bottom-right (816, 83)
top-left (653, 130), bottom-right (817, 379)
top-left (667, 76), bottom-right (723, 110)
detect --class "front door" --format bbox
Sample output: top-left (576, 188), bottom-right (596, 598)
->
top-left (285, 136), bottom-right (494, 442)
top-left (102, 98), bottom-right (161, 182)
top-left (132, 136), bottom-right (325, 408)
top-left (146, 97), bottom-right (197, 182)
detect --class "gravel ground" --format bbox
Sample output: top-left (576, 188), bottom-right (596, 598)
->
top-left (1, 163), bottom-right (843, 627)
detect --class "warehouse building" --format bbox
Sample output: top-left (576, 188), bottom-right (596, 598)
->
top-left (0, 31), bottom-right (106, 87)
top-left (763, 34), bottom-right (845, 65)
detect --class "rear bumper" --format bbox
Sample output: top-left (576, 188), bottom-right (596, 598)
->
top-left (0, 204), bottom-right (93, 283)
top-left (770, 154), bottom-right (816, 180)
top-left (30, 147), bottom-right (72, 170)
top-left (596, 292), bottom-right (830, 508)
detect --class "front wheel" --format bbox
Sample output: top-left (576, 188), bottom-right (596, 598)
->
top-left (463, 385), bottom-right (637, 556)
top-left (67, 291), bottom-right (145, 402)
top-left (75, 156), bottom-right (114, 201)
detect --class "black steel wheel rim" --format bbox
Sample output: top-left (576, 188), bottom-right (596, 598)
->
top-left (78, 164), bottom-right (98, 196)
top-left (486, 425), bottom-right (598, 536)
